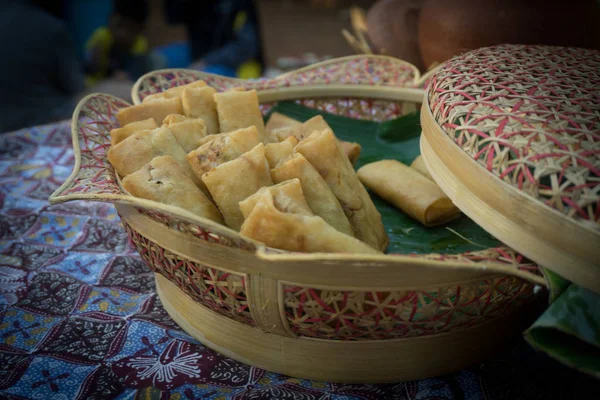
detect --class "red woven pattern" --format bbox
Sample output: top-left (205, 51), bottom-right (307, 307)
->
top-left (138, 58), bottom-right (417, 96)
top-left (62, 94), bottom-right (129, 197)
top-left (135, 208), bottom-right (256, 251)
top-left (401, 247), bottom-right (543, 278)
top-left (428, 45), bottom-right (600, 224)
top-left (123, 221), bottom-right (254, 326)
top-left (283, 276), bottom-right (534, 340)
top-left (295, 98), bottom-right (404, 121)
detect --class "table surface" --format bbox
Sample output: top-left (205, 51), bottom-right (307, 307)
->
top-left (0, 122), bottom-right (597, 399)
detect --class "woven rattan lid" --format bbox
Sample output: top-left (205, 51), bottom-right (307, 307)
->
top-left (420, 44), bottom-right (600, 292)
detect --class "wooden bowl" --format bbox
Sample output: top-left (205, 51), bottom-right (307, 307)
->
top-left (50, 55), bottom-right (545, 383)
top-left (421, 45), bottom-right (600, 293)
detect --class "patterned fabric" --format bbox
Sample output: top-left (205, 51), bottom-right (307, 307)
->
top-left (1, 121), bottom-right (596, 399)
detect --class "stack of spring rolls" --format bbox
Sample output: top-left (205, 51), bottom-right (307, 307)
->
top-left (107, 81), bottom-right (388, 254)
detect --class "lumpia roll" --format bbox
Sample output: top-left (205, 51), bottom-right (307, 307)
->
top-left (202, 143), bottom-right (273, 230)
top-left (294, 115), bottom-right (331, 140)
top-left (110, 118), bottom-right (158, 146)
top-left (410, 155), bottom-right (433, 180)
top-left (271, 153), bottom-right (353, 236)
top-left (214, 89), bottom-right (266, 142)
top-left (265, 112), bottom-right (301, 135)
top-left (187, 126), bottom-right (260, 181)
top-left (357, 160), bottom-right (460, 227)
top-left (340, 141), bottom-right (361, 166)
top-left (239, 178), bottom-right (312, 219)
top-left (163, 114), bottom-right (208, 153)
top-left (295, 129), bottom-right (388, 251)
top-left (264, 136), bottom-right (298, 168)
top-left (273, 115), bottom-right (361, 165)
top-left (195, 134), bottom-right (220, 147)
top-left (116, 97), bottom-right (183, 126)
top-left (269, 127), bottom-right (297, 144)
top-left (107, 126), bottom-right (201, 187)
top-left (190, 124), bottom-right (261, 150)
top-left (122, 155), bottom-right (223, 224)
top-left (143, 80), bottom-right (207, 102)
top-left (182, 86), bottom-right (219, 135)
top-left (240, 191), bottom-right (380, 254)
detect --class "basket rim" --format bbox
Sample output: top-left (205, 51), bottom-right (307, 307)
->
top-left (130, 54), bottom-right (437, 104)
top-left (50, 66), bottom-right (546, 288)
top-left (118, 201), bottom-right (544, 288)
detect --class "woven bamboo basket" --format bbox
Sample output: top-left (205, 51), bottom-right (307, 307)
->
top-left (421, 45), bottom-right (600, 294)
top-left (50, 55), bottom-right (547, 383)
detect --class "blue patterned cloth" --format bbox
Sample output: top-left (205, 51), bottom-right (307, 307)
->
top-left (0, 122), bottom-right (597, 399)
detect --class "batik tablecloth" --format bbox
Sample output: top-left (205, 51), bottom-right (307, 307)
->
top-left (0, 121), bottom-right (597, 399)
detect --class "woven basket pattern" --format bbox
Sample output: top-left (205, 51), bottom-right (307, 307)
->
top-left (294, 97), bottom-right (406, 121)
top-left (135, 57), bottom-right (421, 121)
top-left (402, 247), bottom-right (542, 278)
top-left (283, 276), bottom-right (534, 340)
top-left (123, 221), bottom-right (253, 325)
top-left (427, 45), bottom-right (600, 225)
top-left (134, 208), bottom-right (256, 252)
top-left (61, 94), bottom-right (129, 197)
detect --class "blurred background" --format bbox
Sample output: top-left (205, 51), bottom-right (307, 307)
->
top-left (1, 0), bottom-right (599, 133)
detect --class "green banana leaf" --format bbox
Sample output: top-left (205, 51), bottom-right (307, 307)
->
top-left (525, 283), bottom-right (600, 378)
top-left (266, 101), bottom-right (501, 255)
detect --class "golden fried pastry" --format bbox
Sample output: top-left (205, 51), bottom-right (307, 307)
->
top-left (214, 89), bottom-right (266, 142)
top-left (358, 159), bottom-right (460, 227)
top-left (122, 155), bottom-right (223, 223)
top-left (295, 129), bottom-right (388, 251)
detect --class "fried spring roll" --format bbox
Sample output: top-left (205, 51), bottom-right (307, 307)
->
top-left (107, 126), bottom-right (201, 187)
top-left (410, 155), bottom-right (433, 180)
top-left (240, 190), bottom-right (380, 254)
top-left (110, 118), bottom-right (158, 146)
top-left (182, 86), bottom-right (219, 135)
top-left (271, 115), bottom-right (361, 165)
top-left (122, 155), bottom-right (223, 224)
top-left (202, 143), bottom-right (273, 230)
top-left (295, 129), bottom-right (388, 251)
top-left (116, 97), bottom-right (183, 126)
top-left (265, 112), bottom-right (301, 136)
top-left (162, 114), bottom-right (208, 153)
top-left (214, 89), bottom-right (266, 142)
top-left (294, 115), bottom-right (331, 140)
top-left (187, 126), bottom-right (260, 182)
top-left (264, 136), bottom-right (299, 168)
top-left (357, 160), bottom-right (460, 227)
top-left (271, 153), bottom-right (353, 236)
top-left (142, 80), bottom-right (207, 102)
top-left (268, 127), bottom-right (297, 143)
top-left (239, 178), bottom-right (312, 219)
top-left (340, 141), bottom-right (361, 166)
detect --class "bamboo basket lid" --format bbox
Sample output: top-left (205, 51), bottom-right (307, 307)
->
top-left (420, 44), bottom-right (600, 293)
